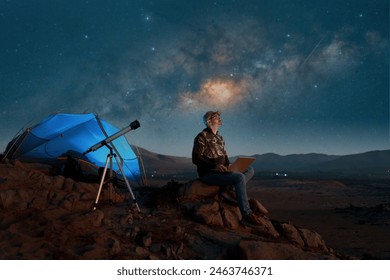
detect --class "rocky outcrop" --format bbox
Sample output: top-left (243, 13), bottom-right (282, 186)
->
top-left (176, 179), bottom-right (334, 257)
top-left (178, 180), bottom-right (278, 237)
top-left (0, 161), bottom-right (342, 259)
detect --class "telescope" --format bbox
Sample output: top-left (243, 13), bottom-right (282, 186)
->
top-left (82, 119), bottom-right (141, 212)
top-left (84, 120), bottom-right (140, 155)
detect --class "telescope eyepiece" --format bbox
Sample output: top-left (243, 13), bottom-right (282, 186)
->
top-left (130, 120), bottom-right (140, 130)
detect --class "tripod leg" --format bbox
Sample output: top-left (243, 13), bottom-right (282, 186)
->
top-left (93, 155), bottom-right (111, 210)
top-left (116, 159), bottom-right (141, 212)
top-left (108, 155), bottom-right (113, 205)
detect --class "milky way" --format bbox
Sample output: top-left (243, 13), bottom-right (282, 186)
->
top-left (0, 0), bottom-right (388, 157)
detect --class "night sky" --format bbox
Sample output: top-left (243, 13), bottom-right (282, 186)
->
top-left (0, 0), bottom-right (388, 157)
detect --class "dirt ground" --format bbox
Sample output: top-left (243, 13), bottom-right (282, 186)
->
top-left (247, 178), bottom-right (390, 259)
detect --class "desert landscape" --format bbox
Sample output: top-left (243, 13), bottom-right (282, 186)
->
top-left (247, 178), bottom-right (390, 259)
top-left (0, 148), bottom-right (389, 260)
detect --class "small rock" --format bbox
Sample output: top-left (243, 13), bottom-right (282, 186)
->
top-left (135, 246), bottom-right (149, 257)
top-left (135, 231), bottom-right (152, 247)
top-left (87, 210), bottom-right (105, 227)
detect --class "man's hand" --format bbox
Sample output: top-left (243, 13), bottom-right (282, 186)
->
top-left (216, 164), bottom-right (228, 172)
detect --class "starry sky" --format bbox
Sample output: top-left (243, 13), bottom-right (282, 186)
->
top-left (0, 0), bottom-right (388, 157)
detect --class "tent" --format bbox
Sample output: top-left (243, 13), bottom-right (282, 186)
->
top-left (3, 113), bottom-right (144, 185)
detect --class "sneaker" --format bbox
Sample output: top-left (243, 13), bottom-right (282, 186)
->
top-left (242, 212), bottom-right (263, 226)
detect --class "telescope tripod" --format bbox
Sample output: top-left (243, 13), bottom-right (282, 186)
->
top-left (93, 144), bottom-right (141, 212)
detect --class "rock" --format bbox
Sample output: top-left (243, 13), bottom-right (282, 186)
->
top-left (149, 243), bottom-right (162, 253)
top-left (249, 198), bottom-right (269, 216)
top-left (135, 231), bottom-right (153, 247)
top-left (249, 217), bottom-right (280, 239)
top-left (135, 246), bottom-right (150, 258)
top-left (0, 189), bottom-right (17, 209)
top-left (193, 200), bottom-right (224, 227)
top-left (174, 225), bottom-right (183, 235)
top-left (219, 203), bottom-right (242, 229)
top-left (175, 242), bottom-right (184, 255)
top-left (278, 222), bottom-right (305, 247)
top-left (51, 176), bottom-right (66, 190)
top-left (76, 182), bottom-right (99, 200)
top-left (143, 232), bottom-right (153, 247)
top-left (161, 244), bottom-right (172, 258)
top-left (25, 189), bottom-right (47, 209)
top-left (179, 180), bottom-right (278, 232)
top-left (178, 179), bottom-right (220, 199)
top-left (87, 210), bottom-right (105, 227)
top-left (63, 178), bottom-right (75, 192)
top-left (0, 161), bottom-right (343, 260)
top-left (298, 228), bottom-right (328, 252)
top-left (120, 212), bottom-right (134, 226)
top-left (108, 237), bottom-right (121, 255)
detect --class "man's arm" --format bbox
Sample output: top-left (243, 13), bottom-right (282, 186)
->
top-left (192, 134), bottom-right (217, 169)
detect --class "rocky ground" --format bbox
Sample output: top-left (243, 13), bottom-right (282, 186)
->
top-left (0, 161), bottom-right (346, 260)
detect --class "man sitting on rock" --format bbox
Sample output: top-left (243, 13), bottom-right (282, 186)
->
top-left (192, 110), bottom-right (265, 226)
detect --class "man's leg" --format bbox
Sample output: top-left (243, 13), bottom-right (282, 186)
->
top-left (200, 172), bottom-right (252, 216)
top-left (244, 166), bottom-right (254, 183)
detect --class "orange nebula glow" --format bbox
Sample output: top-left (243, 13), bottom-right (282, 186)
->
top-left (179, 77), bottom-right (249, 110)
top-left (202, 79), bottom-right (236, 106)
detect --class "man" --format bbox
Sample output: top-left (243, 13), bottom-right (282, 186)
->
top-left (192, 110), bottom-right (264, 226)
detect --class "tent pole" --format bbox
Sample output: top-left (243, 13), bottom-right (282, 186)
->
top-left (133, 146), bottom-right (148, 187)
top-left (2, 128), bottom-right (31, 162)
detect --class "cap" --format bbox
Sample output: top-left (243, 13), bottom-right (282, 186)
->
top-left (203, 111), bottom-right (221, 124)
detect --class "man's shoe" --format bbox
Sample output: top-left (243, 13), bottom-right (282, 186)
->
top-left (242, 212), bottom-right (263, 226)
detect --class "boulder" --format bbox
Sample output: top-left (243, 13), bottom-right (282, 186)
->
top-left (249, 198), bottom-right (269, 216)
top-left (278, 222), bottom-right (305, 247)
top-left (249, 216), bottom-right (280, 239)
top-left (178, 179), bottom-right (220, 199)
top-left (178, 179), bottom-right (278, 233)
top-left (298, 228), bottom-right (328, 252)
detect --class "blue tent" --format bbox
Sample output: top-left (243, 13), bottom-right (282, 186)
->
top-left (3, 113), bottom-right (142, 184)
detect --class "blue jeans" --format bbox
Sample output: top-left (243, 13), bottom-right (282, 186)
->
top-left (199, 167), bottom-right (254, 216)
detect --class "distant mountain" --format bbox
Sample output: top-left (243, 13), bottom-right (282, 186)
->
top-left (134, 146), bottom-right (194, 177)
top-left (134, 147), bottom-right (390, 178)
top-left (246, 153), bottom-right (340, 172)
top-left (308, 150), bottom-right (390, 175)
top-left (249, 150), bottom-right (390, 177)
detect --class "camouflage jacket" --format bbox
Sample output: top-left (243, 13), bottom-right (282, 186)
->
top-left (192, 128), bottom-right (230, 177)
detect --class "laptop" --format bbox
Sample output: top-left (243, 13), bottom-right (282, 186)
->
top-left (228, 156), bottom-right (256, 172)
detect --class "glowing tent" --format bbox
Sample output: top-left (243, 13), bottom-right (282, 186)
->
top-left (3, 113), bottom-right (143, 185)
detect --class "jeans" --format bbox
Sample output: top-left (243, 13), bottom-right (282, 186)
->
top-left (199, 167), bottom-right (254, 216)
